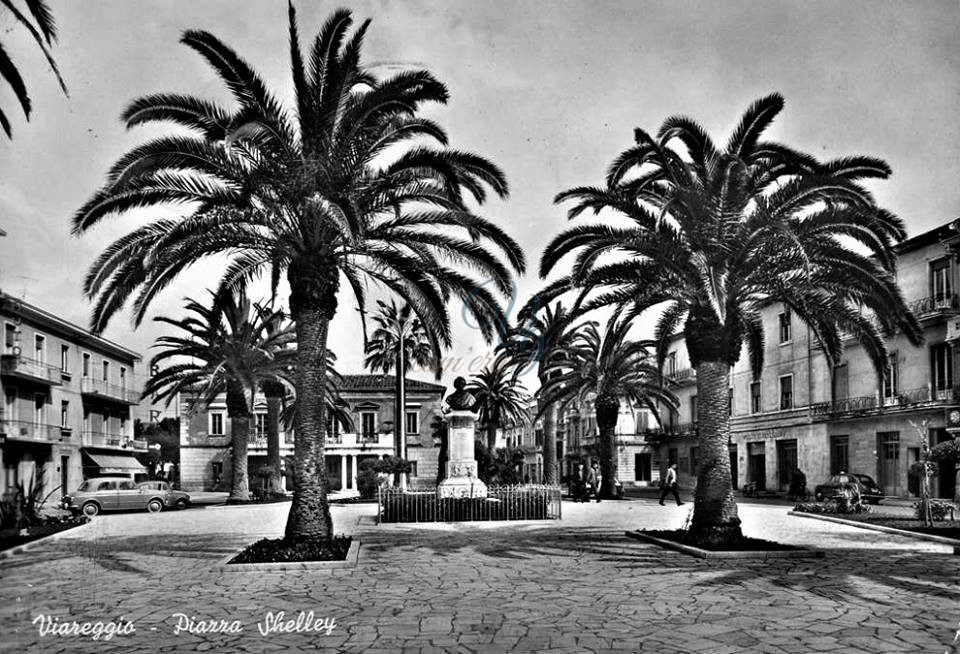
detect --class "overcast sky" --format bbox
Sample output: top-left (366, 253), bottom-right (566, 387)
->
top-left (1, 0), bottom-right (958, 390)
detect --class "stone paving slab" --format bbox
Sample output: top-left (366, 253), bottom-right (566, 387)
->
top-left (0, 499), bottom-right (957, 653)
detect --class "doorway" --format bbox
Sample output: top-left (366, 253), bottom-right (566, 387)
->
top-left (876, 431), bottom-right (901, 496)
top-left (60, 455), bottom-right (69, 497)
top-left (935, 430), bottom-right (957, 499)
top-left (747, 441), bottom-right (766, 491)
top-left (729, 444), bottom-right (738, 489)
top-left (776, 439), bottom-right (798, 491)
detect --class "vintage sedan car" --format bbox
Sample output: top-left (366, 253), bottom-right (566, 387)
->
top-left (137, 481), bottom-right (190, 510)
top-left (61, 477), bottom-right (167, 516)
top-left (814, 473), bottom-right (883, 504)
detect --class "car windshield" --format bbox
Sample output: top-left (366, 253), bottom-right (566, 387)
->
top-left (76, 481), bottom-right (90, 492)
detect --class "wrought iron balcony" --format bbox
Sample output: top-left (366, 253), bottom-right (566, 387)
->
top-left (810, 384), bottom-right (960, 418)
top-left (0, 355), bottom-right (62, 385)
top-left (910, 293), bottom-right (959, 319)
top-left (0, 420), bottom-right (63, 442)
top-left (665, 368), bottom-right (696, 384)
top-left (81, 430), bottom-right (145, 450)
top-left (80, 377), bottom-right (140, 404)
top-left (643, 422), bottom-right (698, 443)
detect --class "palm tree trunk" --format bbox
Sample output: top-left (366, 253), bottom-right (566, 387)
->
top-left (542, 400), bottom-right (558, 485)
top-left (284, 308), bottom-right (334, 541)
top-left (264, 382), bottom-right (283, 495)
top-left (225, 378), bottom-right (250, 502)
top-left (487, 423), bottom-right (497, 452)
top-left (688, 360), bottom-right (742, 544)
top-left (595, 395), bottom-right (619, 498)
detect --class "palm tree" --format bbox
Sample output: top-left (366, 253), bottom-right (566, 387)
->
top-left (364, 299), bottom-right (438, 473)
top-left (467, 352), bottom-right (531, 453)
top-left (539, 313), bottom-right (676, 498)
top-left (1, 0), bottom-right (68, 138)
top-left (72, 5), bottom-right (525, 542)
top-left (503, 301), bottom-right (580, 485)
top-left (143, 289), bottom-right (295, 501)
top-left (538, 93), bottom-right (921, 543)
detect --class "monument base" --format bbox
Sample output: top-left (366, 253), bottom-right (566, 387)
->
top-left (437, 477), bottom-right (488, 499)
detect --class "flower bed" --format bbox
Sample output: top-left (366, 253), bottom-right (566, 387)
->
top-left (227, 535), bottom-right (353, 564)
top-left (0, 515), bottom-right (90, 552)
top-left (639, 529), bottom-right (803, 552)
top-left (818, 514), bottom-right (960, 540)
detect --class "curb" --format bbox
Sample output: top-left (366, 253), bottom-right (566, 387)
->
top-left (219, 538), bottom-right (360, 571)
top-left (625, 530), bottom-right (824, 559)
top-left (788, 511), bottom-right (960, 551)
top-left (0, 520), bottom-right (93, 560)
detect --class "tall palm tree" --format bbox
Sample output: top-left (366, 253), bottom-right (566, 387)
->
top-left (364, 299), bottom-right (438, 470)
top-left (72, 5), bottom-right (524, 542)
top-left (1, 0), bottom-right (68, 138)
top-left (538, 93), bottom-right (921, 543)
top-left (503, 301), bottom-right (580, 485)
top-left (143, 289), bottom-right (295, 501)
top-left (467, 352), bottom-right (531, 453)
top-left (539, 313), bottom-right (676, 498)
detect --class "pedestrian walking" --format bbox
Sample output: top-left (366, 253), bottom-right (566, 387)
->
top-left (658, 463), bottom-right (683, 506)
top-left (587, 461), bottom-right (602, 503)
top-left (571, 462), bottom-right (588, 502)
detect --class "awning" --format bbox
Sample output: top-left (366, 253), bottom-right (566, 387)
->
top-left (82, 451), bottom-right (147, 474)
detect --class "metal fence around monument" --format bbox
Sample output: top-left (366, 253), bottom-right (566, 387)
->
top-left (377, 484), bottom-right (562, 523)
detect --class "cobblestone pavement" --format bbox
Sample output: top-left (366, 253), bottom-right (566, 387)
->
top-left (1, 498), bottom-right (958, 653)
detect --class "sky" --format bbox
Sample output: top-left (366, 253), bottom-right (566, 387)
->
top-left (1, 0), bottom-right (958, 394)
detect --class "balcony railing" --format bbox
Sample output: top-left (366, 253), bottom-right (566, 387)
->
top-left (810, 385), bottom-right (960, 418)
top-left (82, 430), bottom-right (146, 450)
top-left (910, 293), bottom-right (959, 317)
top-left (0, 420), bottom-right (63, 442)
top-left (643, 422), bottom-right (698, 443)
top-left (0, 355), bottom-right (62, 385)
top-left (666, 368), bottom-right (696, 384)
top-left (80, 378), bottom-right (140, 404)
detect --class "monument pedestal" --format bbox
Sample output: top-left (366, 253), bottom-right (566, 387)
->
top-left (437, 409), bottom-right (487, 498)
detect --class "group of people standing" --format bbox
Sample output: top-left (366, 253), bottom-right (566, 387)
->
top-left (570, 461), bottom-right (603, 502)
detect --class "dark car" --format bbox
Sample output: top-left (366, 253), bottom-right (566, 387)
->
top-left (137, 481), bottom-right (191, 510)
top-left (814, 473), bottom-right (883, 504)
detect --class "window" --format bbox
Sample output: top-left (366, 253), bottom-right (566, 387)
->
top-left (360, 412), bottom-right (376, 440)
top-left (667, 448), bottom-right (678, 466)
top-left (690, 395), bottom-right (698, 423)
top-left (61, 401), bottom-right (69, 428)
top-left (209, 412), bottom-right (224, 436)
top-left (102, 360), bottom-right (110, 382)
top-left (883, 353), bottom-right (898, 398)
top-left (34, 394), bottom-right (45, 426)
top-left (119, 367), bottom-right (126, 390)
top-left (34, 334), bottom-right (45, 363)
top-left (5, 390), bottom-right (16, 421)
top-left (634, 453), bottom-right (652, 481)
top-left (830, 435), bottom-right (849, 474)
top-left (97, 480), bottom-right (116, 491)
top-left (405, 411), bottom-right (419, 435)
top-left (931, 344), bottom-right (953, 392)
top-left (779, 375), bottom-right (793, 410)
top-left (750, 381), bottom-right (762, 413)
top-left (408, 461), bottom-right (418, 478)
top-left (60, 345), bottom-right (70, 372)
top-left (255, 413), bottom-right (267, 439)
top-left (667, 352), bottom-right (677, 376)
top-left (4, 323), bottom-right (16, 353)
top-left (325, 415), bottom-right (340, 439)
top-left (82, 353), bottom-right (90, 377)
top-left (931, 258), bottom-right (951, 301)
top-left (119, 480), bottom-right (137, 490)
top-left (778, 310), bottom-right (792, 344)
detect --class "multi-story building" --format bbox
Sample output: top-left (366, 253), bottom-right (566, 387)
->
top-left (0, 292), bottom-right (145, 501)
top-left (179, 374), bottom-right (445, 492)
top-left (646, 220), bottom-right (960, 499)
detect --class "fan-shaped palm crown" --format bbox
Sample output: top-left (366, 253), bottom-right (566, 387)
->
top-left (364, 299), bottom-right (438, 379)
top-left (466, 352), bottom-right (531, 452)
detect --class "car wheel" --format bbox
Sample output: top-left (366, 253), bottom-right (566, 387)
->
top-left (146, 499), bottom-right (163, 513)
top-left (175, 498), bottom-right (188, 510)
top-left (82, 502), bottom-right (100, 517)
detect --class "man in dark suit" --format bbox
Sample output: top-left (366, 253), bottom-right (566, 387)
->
top-left (571, 462), bottom-right (588, 502)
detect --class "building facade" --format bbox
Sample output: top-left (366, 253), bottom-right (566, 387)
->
top-left (179, 374), bottom-right (446, 492)
top-left (646, 221), bottom-right (960, 499)
top-left (0, 293), bottom-right (145, 501)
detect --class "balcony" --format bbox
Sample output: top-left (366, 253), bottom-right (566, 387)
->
top-left (81, 430), bottom-right (147, 450)
top-left (0, 420), bottom-right (64, 443)
top-left (810, 385), bottom-right (960, 419)
top-left (665, 368), bottom-right (696, 385)
top-left (1, 355), bottom-right (62, 385)
top-left (249, 435), bottom-right (294, 451)
top-left (643, 422), bottom-right (698, 443)
top-left (80, 377), bottom-right (140, 405)
top-left (910, 294), bottom-right (959, 321)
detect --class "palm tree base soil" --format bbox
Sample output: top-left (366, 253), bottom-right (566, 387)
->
top-left (225, 494), bottom-right (291, 506)
top-left (634, 529), bottom-right (802, 552)
top-left (0, 515), bottom-right (90, 553)
top-left (806, 514), bottom-right (960, 539)
top-left (228, 535), bottom-right (352, 564)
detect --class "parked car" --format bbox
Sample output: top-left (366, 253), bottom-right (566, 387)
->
top-left (814, 473), bottom-right (883, 504)
top-left (61, 477), bottom-right (168, 517)
top-left (137, 481), bottom-right (191, 510)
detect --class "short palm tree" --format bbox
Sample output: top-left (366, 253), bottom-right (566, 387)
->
top-left (539, 313), bottom-right (676, 498)
top-left (364, 299), bottom-right (438, 468)
top-left (467, 352), bottom-right (531, 453)
top-left (1, 0), bottom-right (67, 138)
top-left (73, 6), bottom-right (524, 541)
top-left (143, 289), bottom-right (295, 501)
top-left (502, 301), bottom-right (580, 485)
top-left (539, 93), bottom-right (921, 543)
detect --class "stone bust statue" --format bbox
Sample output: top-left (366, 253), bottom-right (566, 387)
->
top-left (445, 376), bottom-right (478, 412)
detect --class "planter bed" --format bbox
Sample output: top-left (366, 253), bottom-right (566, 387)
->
top-left (789, 511), bottom-right (960, 547)
top-left (0, 517), bottom-right (91, 558)
top-left (223, 536), bottom-right (358, 570)
top-left (626, 529), bottom-right (823, 559)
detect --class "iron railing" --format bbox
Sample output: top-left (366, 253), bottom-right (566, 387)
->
top-left (0, 355), bottom-right (62, 384)
top-left (378, 484), bottom-right (562, 523)
top-left (0, 420), bottom-right (62, 441)
top-left (910, 293), bottom-right (959, 316)
top-left (810, 385), bottom-right (960, 418)
top-left (80, 377), bottom-right (140, 404)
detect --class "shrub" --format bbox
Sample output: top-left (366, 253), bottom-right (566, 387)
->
top-left (793, 500), bottom-right (870, 515)
top-left (914, 499), bottom-right (957, 522)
